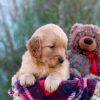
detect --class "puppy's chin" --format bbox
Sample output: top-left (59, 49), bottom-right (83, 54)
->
top-left (48, 63), bottom-right (58, 68)
top-left (42, 58), bottom-right (56, 67)
top-left (46, 60), bottom-right (63, 68)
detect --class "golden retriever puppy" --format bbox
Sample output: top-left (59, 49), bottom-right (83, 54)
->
top-left (12, 24), bottom-right (69, 92)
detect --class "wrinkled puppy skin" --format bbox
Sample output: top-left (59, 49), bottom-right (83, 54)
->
top-left (68, 23), bottom-right (100, 77)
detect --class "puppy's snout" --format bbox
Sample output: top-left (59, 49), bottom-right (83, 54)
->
top-left (84, 38), bottom-right (93, 45)
top-left (58, 57), bottom-right (64, 64)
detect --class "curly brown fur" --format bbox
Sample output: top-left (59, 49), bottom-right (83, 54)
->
top-left (12, 24), bottom-right (69, 92)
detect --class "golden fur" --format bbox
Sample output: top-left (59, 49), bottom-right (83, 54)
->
top-left (12, 24), bottom-right (69, 92)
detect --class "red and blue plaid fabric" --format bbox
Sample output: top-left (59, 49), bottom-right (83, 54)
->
top-left (8, 78), bottom-right (97, 100)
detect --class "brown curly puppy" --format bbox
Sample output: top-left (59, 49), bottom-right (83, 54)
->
top-left (12, 24), bottom-right (69, 92)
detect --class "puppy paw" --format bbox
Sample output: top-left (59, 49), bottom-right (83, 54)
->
top-left (45, 76), bottom-right (61, 92)
top-left (19, 74), bottom-right (36, 87)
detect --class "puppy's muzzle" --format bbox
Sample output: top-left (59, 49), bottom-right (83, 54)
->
top-left (58, 57), bottom-right (64, 64)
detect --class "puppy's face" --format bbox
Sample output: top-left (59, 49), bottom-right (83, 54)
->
top-left (42, 34), bottom-right (67, 67)
top-left (27, 24), bottom-right (68, 67)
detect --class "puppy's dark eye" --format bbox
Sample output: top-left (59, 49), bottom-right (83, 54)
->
top-left (48, 45), bottom-right (55, 49)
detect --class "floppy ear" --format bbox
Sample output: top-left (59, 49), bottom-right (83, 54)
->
top-left (26, 36), bottom-right (42, 59)
top-left (71, 23), bottom-right (83, 34)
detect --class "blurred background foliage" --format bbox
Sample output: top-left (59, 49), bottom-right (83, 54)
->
top-left (0, 0), bottom-right (100, 99)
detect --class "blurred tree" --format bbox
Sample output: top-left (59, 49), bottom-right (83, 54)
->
top-left (0, 0), bottom-right (100, 99)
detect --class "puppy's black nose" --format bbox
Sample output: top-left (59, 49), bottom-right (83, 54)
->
top-left (84, 38), bottom-right (93, 45)
top-left (58, 57), bottom-right (64, 64)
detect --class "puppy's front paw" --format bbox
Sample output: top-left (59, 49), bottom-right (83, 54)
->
top-left (19, 74), bottom-right (36, 87)
top-left (45, 76), bottom-right (61, 92)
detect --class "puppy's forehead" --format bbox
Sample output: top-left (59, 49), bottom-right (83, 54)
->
top-left (33, 24), bottom-right (68, 43)
top-left (42, 33), bottom-right (67, 45)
